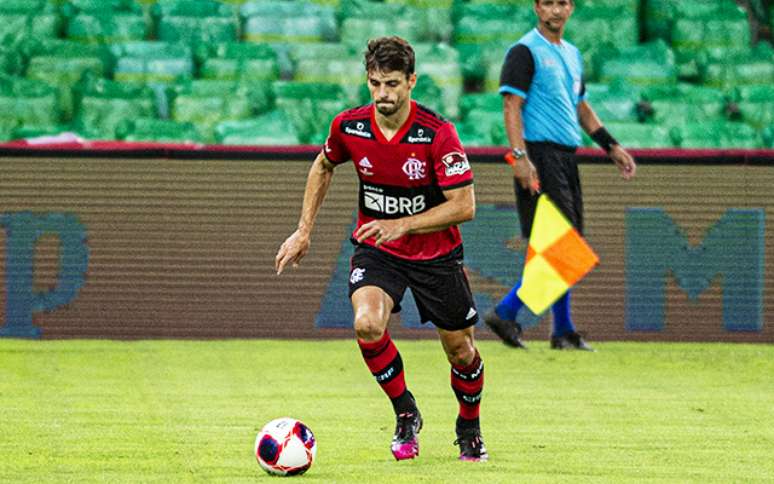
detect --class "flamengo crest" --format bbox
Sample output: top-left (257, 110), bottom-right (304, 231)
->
top-left (402, 157), bottom-right (426, 180)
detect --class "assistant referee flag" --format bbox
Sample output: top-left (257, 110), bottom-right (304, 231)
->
top-left (517, 194), bottom-right (599, 315)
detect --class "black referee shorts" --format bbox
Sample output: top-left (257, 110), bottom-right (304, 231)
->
top-left (515, 141), bottom-right (583, 238)
top-left (347, 243), bottom-right (479, 331)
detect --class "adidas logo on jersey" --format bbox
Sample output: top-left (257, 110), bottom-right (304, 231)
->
top-left (358, 157), bottom-right (374, 176)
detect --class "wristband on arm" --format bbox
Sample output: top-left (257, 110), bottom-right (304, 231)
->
top-left (590, 127), bottom-right (619, 153)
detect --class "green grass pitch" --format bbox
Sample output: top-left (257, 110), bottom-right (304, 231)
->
top-left (1, 339), bottom-right (772, 483)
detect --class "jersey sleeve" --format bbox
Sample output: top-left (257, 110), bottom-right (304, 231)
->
top-left (322, 115), bottom-right (350, 165)
top-left (432, 123), bottom-right (473, 190)
top-left (498, 44), bottom-right (535, 99)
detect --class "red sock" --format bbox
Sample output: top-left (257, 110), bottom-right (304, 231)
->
top-left (357, 331), bottom-right (407, 403)
top-left (451, 350), bottom-right (483, 420)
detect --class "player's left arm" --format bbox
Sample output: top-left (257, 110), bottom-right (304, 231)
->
top-left (354, 184), bottom-right (475, 247)
top-left (578, 100), bottom-right (636, 180)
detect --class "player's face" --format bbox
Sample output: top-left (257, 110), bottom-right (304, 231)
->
top-left (367, 70), bottom-right (417, 117)
top-left (535, 0), bottom-right (574, 33)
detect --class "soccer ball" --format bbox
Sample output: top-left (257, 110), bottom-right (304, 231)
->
top-left (255, 417), bottom-right (317, 476)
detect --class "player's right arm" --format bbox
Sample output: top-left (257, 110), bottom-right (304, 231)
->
top-left (274, 151), bottom-right (336, 275)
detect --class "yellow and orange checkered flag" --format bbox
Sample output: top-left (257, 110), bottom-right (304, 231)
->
top-left (517, 194), bottom-right (599, 315)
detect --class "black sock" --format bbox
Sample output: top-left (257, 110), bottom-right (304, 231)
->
top-left (391, 390), bottom-right (416, 415)
top-left (456, 415), bottom-right (480, 433)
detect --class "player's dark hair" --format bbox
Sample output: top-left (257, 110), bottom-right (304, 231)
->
top-left (364, 36), bottom-right (415, 78)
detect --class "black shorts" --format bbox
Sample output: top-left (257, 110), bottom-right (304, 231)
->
top-left (515, 141), bottom-right (583, 238)
top-left (347, 243), bottom-right (479, 331)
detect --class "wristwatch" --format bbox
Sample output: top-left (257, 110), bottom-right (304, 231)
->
top-left (511, 148), bottom-right (527, 159)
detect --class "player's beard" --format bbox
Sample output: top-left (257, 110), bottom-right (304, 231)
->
top-left (375, 99), bottom-right (401, 116)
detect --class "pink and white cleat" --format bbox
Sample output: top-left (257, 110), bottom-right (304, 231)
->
top-left (391, 410), bottom-right (422, 460)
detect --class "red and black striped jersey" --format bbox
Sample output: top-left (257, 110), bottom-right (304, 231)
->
top-left (324, 100), bottom-right (474, 261)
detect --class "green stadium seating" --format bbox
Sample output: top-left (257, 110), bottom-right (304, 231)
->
top-left (0, 117), bottom-right (18, 142)
top-left (66, 14), bottom-right (148, 43)
top-left (157, 15), bottom-right (238, 44)
top-left (0, 75), bottom-right (61, 131)
top-left (414, 43), bottom-right (462, 118)
top-left (701, 42), bottom-right (774, 88)
top-left (732, 84), bottom-right (774, 130)
top-left (111, 41), bottom-right (193, 85)
top-left (599, 41), bottom-right (677, 86)
top-left (274, 81), bottom-right (347, 144)
top-left (584, 81), bottom-right (642, 123)
top-left (170, 80), bottom-right (255, 141)
top-left (0, 46), bottom-right (23, 76)
top-left (0, 0), bottom-right (52, 15)
top-left (670, 121), bottom-right (761, 149)
top-left (291, 43), bottom-right (362, 104)
top-left (241, 1), bottom-right (336, 43)
top-left (459, 92), bottom-right (500, 119)
top-left (0, 13), bottom-right (62, 46)
top-left (214, 111), bottom-right (301, 146)
top-left (63, 0), bottom-right (143, 14)
top-left (117, 117), bottom-right (204, 143)
top-left (641, 83), bottom-right (728, 127)
top-left (457, 109), bottom-right (506, 147)
top-left (385, 0), bottom-right (453, 42)
top-left (152, 0), bottom-right (234, 17)
top-left (339, 17), bottom-right (423, 53)
top-left (565, 7), bottom-right (639, 52)
top-left (199, 42), bottom-right (279, 82)
top-left (411, 74), bottom-right (445, 115)
top-left (601, 122), bottom-right (673, 148)
top-left (74, 76), bottom-right (156, 139)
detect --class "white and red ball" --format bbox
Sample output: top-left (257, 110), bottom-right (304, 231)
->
top-left (255, 417), bottom-right (317, 476)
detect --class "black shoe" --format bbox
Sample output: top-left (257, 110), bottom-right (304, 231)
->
top-left (391, 408), bottom-right (422, 460)
top-left (454, 427), bottom-right (489, 462)
top-left (484, 310), bottom-right (527, 349)
top-left (550, 331), bottom-right (595, 351)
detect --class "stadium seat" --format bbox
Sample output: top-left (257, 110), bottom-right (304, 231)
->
top-left (413, 43), bottom-right (462, 118)
top-left (602, 122), bottom-right (673, 148)
top-left (24, 39), bottom-right (109, 121)
top-left (0, 75), bottom-right (61, 132)
top-left (410, 74), bottom-right (445, 115)
top-left (157, 15), bottom-right (238, 45)
top-left (584, 81), bottom-right (642, 123)
top-left (384, 0), bottom-right (453, 42)
top-left (274, 81), bottom-right (347, 144)
top-left (291, 43), bottom-right (362, 104)
top-left (117, 117), bottom-right (204, 143)
top-left (701, 42), bottom-right (774, 87)
top-left (340, 17), bottom-right (423, 53)
top-left (170, 80), bottom-right (255, 141)
top-left (641, 83), bottom-right (728, 127)
top-left (671, 121), bottom-right (761, 149)
top-left (73, 76), bottom-right (156, 140)
top-left (110, 41), bottom-right (194, 118)
top-left (459, 92), bottom-right (501, 120)
top-left (66, 13), bottom-right (148, 43)
top-left (457, 109), bottom-right (506, 147)
top-left (0, 46), bottom-right (23, 77)
top-left (730, 84), bottom-right (774, 131)
top-left (199, 42), bottom-right (279, 83)
top-left (241, 1), bottom-right (336, 43)
top-left (0, 12), bottom-right (62, 46)
top-left (214, 110), bottom-right (300, 146)
top-left (598, 40), bottom-right (677, 86)
top-left (151, 0), bottom-right (234, 18)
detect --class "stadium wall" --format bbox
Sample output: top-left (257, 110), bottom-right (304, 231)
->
top-left (1, 146), bottom-right (773, 342)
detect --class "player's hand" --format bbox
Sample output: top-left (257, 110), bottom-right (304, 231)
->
top-left (275, 229), bottom-right (311, 275)
top-left (355, 219), bottom-right (408, 247)
top-left (506, 152), bottom-right (540, 195)
top-left (610, 145), bottom-right (636, 180)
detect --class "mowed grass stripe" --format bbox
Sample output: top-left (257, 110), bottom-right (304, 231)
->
top-left (1, 340), bottom-right (772, 483)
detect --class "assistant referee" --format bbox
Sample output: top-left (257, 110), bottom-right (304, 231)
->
top-left (485, 0), bottom-right (637, 351)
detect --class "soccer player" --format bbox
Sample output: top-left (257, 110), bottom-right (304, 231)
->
top-left (275, 37), bottom-right (487, 462)
top-left (486, 0), bottom-right (637, 350)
